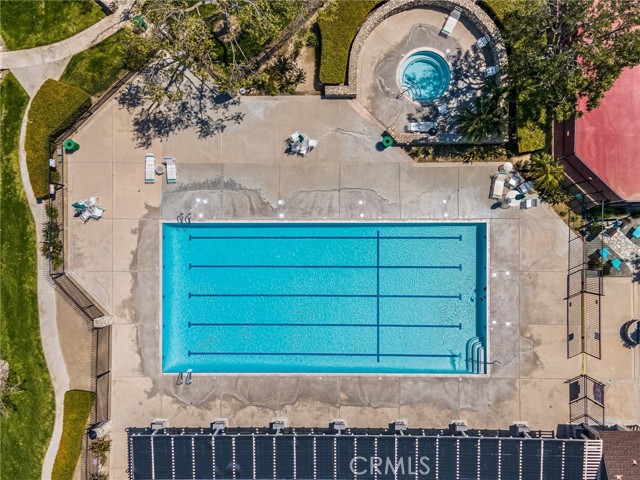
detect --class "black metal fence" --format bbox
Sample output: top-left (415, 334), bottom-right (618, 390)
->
top-left (567, 374), bottom-right (605, 426)
top-left (566, 223), bottom-right (603, 359)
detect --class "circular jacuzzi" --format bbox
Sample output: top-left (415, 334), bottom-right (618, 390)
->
top-left (398, 49), bottom-right (451, 103)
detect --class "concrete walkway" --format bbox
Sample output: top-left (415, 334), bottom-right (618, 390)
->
top-left (0, 0), bottom-right (134, 70)
top-left (18, 98), bottom-right (71, 480)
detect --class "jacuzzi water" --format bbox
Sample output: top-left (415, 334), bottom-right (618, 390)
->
top-left (399, 50), bottom-right (451, 102)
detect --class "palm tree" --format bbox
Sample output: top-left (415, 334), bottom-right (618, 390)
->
top-left (454, 92), bottom-right (504, 143)
top-left (528, 152), bottom-right (565, 192)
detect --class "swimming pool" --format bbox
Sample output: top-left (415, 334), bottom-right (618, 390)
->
top-left (162, 223), bottom-right (487, 374)
top-left (398, 49), bottom-right (451, 103)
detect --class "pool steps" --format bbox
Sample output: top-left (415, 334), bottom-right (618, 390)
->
top-left (466, 337), bottom-right (486, 374)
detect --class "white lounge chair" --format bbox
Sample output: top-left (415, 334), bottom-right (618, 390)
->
top-left (518, 181), bottom-right (534, 194)
top-left (289, 131), bottom-right (301, 143)
top-left (406, 122), bottom-right (435, 133)
top-left (145, 154), bottom-right (155, 184)
top-left (520, 198), bottom-right (539, 209)
top-left (441, 7), bottom-right (462, 37)
top-left (437, 105), bottom-right (449, 115)
top-left (298, 141), bottom-right (310, 156)
top-left (80, 209), bottom-right (92, 222)
top-left (475, 34), bottom-right (490, 49)
top-left (90, 205), bottom-right (105, 219)
top-left (491, 173), bottom-right (507, 199)
top-left (308, 138), bottom-right (318, 151)
top-left (164, 156), bottom-right (177, 184)
top-left (484, 66), bottom-right (499, 78)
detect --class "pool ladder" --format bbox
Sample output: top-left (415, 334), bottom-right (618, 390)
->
top-left (466, 337), bottom-right (486, 374)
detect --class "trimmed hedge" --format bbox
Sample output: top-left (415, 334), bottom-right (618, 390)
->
top-left (60, 29), bottom-right (130, 97)
top-left (25, 80), bottom-right (91, 198)
top-left (318, 0), bottom-right (381, 84)
top-left (52, 390), bottom-right (95, 480)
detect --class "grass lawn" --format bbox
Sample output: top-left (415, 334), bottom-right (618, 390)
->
top-left (52, 391), bottom-right (95, 480)
top-left (25, 79), bottom-right (91, 198)
top-left (60, 29), bottom-right (130, 97)
top-left (483, 0), bottom-right (548, 153)
top-left (0, 73), bottom-right (55, 480)
top-left (318, 0), bottom-right (382, 84)
top-left (0, 0), bottom-right (106, 50)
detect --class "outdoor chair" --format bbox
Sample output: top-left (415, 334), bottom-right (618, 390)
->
top-left (475, 35), bottom-right (490, 49)
top-left (80, 209), bottom-right (92, 223)
top-left (308, 138), bottom-right (318, 151)
top-left (484, 66), bottom-right (499, 78)
top-left (491, 173), bottom-right (507, 199)
top-left (289, 132), bottom-right (301, 143)
top-left (145, 153), bottom-right (155, 184)
top-left (597, 248), bottom-right (610, 259)
top-left (406, 122), bottom-right (435, 133)
top-left (611, 258), bottom-right (623, 270)
top-left (164, 156), bottom-right (177, 184)
top-left (518, 181), bottom-right (533, 194)
top-left (520, 198), bottom-right (538, 209)
top-left (631, 227), bottom-right (640, 239)
top-left (441, 6), bottom-right (462, 37)
top-left (437, 105), bottom-right (449, 115)
top-left (298, 142), bottom-right (310, 157)
top-left (507, 174), bottom-right (523, 189)
top-left (90, 205), bottom-right (105, 220)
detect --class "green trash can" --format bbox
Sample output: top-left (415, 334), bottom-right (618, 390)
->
top-left (63, 139), bottom-right (79, 151)
top-left (382, 135), bottom-right (394, 148)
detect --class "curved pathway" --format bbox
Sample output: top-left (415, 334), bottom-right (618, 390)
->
top-left (17, 98), bottom-right (71, 480)
top-left (0, 0), bottom-right (134, 70)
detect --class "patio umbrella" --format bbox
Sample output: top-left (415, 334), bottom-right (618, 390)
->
top-left (72, 202), bottom-right (87, 211)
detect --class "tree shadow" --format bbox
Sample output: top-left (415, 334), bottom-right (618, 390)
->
top-left (117, 74), bottom-right (245, 148)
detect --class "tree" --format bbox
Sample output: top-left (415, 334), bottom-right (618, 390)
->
top-left (497, 0), bottom-right (640, 121)
top-left (453, 83), bottom-right (506, 143)
top-left (528, 152), bottom-right (565, 191)
top-left (0, 371), bottom-right (25, 418)
top-left (123, 0), bottom-right (304, 107)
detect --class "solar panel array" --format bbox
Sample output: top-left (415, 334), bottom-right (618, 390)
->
top-left (127, 427), bottom-right (591, 480)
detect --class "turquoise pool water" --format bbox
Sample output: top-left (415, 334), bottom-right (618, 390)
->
top-left (162, 223), bottom-right (487, 374)
top-left (400, 50), bottom-right (451, 102)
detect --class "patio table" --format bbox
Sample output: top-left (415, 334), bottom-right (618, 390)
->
top-left (505, 190), bottom-right (520, 207)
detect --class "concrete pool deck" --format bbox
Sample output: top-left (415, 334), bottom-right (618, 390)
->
top-left (62, 95), bottom-right (640, 478)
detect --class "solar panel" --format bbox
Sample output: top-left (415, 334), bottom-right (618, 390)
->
top-left (214, 435), bottom-right (234, 479)
top-left (335, 436), bottom-right (356, 480)
top-left (478, 439), bottom-right (499, 478)
top-left (173, 436), bottom-right (194, 480)
top-left (131, 436), bottom-right (153, 480)
top-left (563, 441), bottom-right (585, 480)
top-left (152, 436), bottom-right (173, 479)
top-left (521, 440), bottom-right (542, 480)
top-left (193, 436), bottom-right (213, 479)
top-left (234, 436), bottom-right (254, 479)
top-left (542, 440), bottom-right (564, 479)
top-left (254, 435), bottom-right (274, 480)
top-left (275, 436), bottom-right (294, 479)
top-left (438, 438), bottom-right (458, 479)
top-left (295, 436), bottom-right (315, 480)
top-left (316, 436), bottom-right (334, 480)
top-left (396, 437), bottom-right (418, 480)
top-left (377, 436), bottom-right (396, 480)
top-left (501, 439), bottom-right (520, 479)
top-left (458, 438), bottom-right (479, 480)
top-left (416, 437), bottom-right (437, 479)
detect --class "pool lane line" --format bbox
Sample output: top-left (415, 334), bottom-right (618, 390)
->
top-left (188, 322), bottom-right (463, 329)
top-left (188, 264), bottom-right (463, 270)
top-left (376, 230), bottom-right (380, 363)
top-left (187, 351), bottom-right (458, 358)
top-left (188, 293), bottom-right (463, 299)
top-left (188, 235), bottom-right (462, 241)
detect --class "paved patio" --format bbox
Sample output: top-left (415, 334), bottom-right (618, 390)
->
top-left (63, 95), bottom-right (640, 478)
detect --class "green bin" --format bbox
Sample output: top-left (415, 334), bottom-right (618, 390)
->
top-left (63, 139), bottom-right (79, 151)
top-left (382, 135), bottom-right (394, 148)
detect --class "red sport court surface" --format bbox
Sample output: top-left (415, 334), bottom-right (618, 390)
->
top-left (575, 67), bottom-right (640, 201)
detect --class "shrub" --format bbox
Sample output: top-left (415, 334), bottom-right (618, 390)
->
top-left (318, 0), bottom-right (381, 84)
top-left (25, 80), bottom-right (91, 198)
top-left (52, 391), bottom-right (95, 480)
top-left (90, 437), bottom-right (112, 466)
